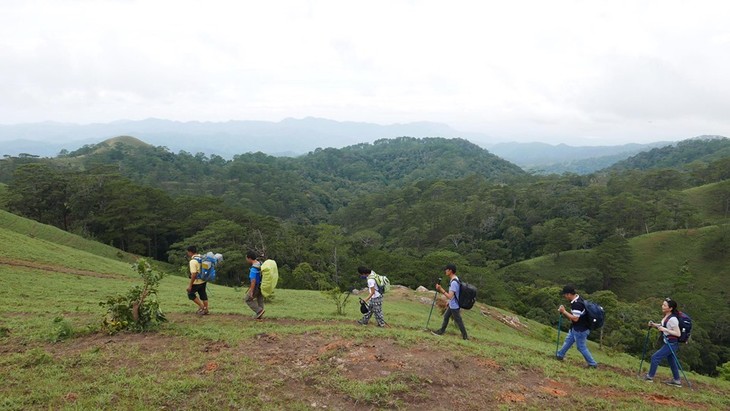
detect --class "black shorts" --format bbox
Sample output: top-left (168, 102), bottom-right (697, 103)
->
top-left (188, 282), bottom-right (208, 301)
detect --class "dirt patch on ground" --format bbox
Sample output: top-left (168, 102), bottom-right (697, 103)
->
top-left (7, 326), bottom-right (721, 410)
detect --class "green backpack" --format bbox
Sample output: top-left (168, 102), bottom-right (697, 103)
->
top-left (367, 272), bottom-right (391, 294)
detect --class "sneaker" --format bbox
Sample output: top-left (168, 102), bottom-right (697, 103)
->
top-left (643, 375), bottom-right (654, 382)
top-left (255, 309), bottom-right (265, 319)
top-left (664, 380), bottom-right (682, 387)
top-left (196, 308), bottom-right (206, 315)
top-left (555, 356), bottom-right (564, 361)
top-left (377, 324), bottom-right (386, 328)
top-left (585, 364), bottom-right (598, 369)
top-left (357, 320), bottom-right (367, 326)
top-left (431, 330), bottom-right (443, 336)
top-left (202, 308), bottom-right (209, 315)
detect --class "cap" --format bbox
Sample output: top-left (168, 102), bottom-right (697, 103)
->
top-left (444, 263), bottom-right (457, 272)
top-left (561, 285), bottom-right (576, 295)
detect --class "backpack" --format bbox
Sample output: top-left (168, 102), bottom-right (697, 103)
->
top-left (194, 252), bottom-right (222, 282)
top-left (671, 312), bottom-right (693, 343)
top-left (260, 259), bottom-right (279, 298)
top-left (367, 272), bottom-right (391, 295)
top-left (453, 278), bottom-right (477, 310)
top-left (582, 299), bottom-right (605, 330)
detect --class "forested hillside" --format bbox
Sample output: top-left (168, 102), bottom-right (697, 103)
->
top-left (1, 135), bottom-right (729, 376)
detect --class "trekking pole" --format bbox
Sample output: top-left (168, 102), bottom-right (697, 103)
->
top-left (555, 314), bottom-right (562, 356)
top-left (664, 336), bottom-right (693, 389)
top-left (638, 327), bottom-right (652, 376)
top-left (425, 287), bottom-right (439, 330)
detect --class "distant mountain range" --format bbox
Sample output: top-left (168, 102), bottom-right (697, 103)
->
top-left (1, 118), bottom-right (721, 174)
top-left (0, 117), bottom-right (492, 158)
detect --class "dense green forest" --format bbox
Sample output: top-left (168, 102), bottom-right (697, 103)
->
top-left (1, 135), bottom-right (729, 376)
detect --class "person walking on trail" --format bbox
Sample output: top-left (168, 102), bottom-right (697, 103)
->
top-left (357, 266), bottom-right (386, 327)
top-left (245, 250), bottom-right (265, 319)
top-left (186, 245), bottom-right (209, 315)
top-left (556, 285), bottom-right (598, 368)
top-left (643, 298), bottom-right (683, 387)
top-left (431, 263), bottom-right (468, 340)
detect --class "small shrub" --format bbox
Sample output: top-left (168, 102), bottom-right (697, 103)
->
top-left (50, 316), bottom-right (74, 342)
top-left (100, 258), bottom-right (167, 334)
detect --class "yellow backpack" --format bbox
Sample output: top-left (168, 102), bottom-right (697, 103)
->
top-left (260, 259), bottom-right (279, 298)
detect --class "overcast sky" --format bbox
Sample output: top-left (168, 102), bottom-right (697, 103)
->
top-left (1, 0), bottom-right (729, 145)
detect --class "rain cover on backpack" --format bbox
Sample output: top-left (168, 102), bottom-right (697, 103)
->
top-left (260, 259), bottom-right (279, 298)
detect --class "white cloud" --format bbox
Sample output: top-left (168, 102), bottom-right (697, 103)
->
top-left (1, 0), bottom-right (729, 145)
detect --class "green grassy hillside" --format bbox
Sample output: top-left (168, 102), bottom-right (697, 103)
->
top-left (1, 215), bottom-right (728, 409)
top-left (684, 179), bottom-right (730, 225)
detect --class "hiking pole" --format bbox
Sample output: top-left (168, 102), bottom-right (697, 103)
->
top-left (664, 336), bottom-right (693, 389)
top-left (555, 314), bottom-right (562, 356)
top-left (425, 278), bottom-right (440, 330)
top-left (638, 326), bottom-right (652, 376)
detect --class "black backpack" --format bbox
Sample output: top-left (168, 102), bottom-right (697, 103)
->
top-left (671, 312), bottom-right (693, 343)
top-left (582, 299), bottom-right (605, 330)
top-left (453, 278), bottom-right (477, 310)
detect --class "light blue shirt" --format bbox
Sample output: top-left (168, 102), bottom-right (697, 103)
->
top-left (448, 278), bottom-right (461, 309)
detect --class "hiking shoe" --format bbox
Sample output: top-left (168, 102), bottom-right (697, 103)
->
top-left (664, 380), bottom-right (682, 387)
top-left (585, 364), bottom-right (598, 369)
top-left (202, 308), bottom-right (209, 315)
top-left (255, 309), bottom-right (265, 319)
top-left (196, 308), bottom-right (206, 315)
top-left (377, 324), bottom-right (386, 328)
top-left (555, 356), bottom-right (564, 361)
top-left (643, 375), bottom-right (654, 382)
top-left (431, 330), bottom-right (444, 336)
top-left (357, 320), bottom-right (367, 326)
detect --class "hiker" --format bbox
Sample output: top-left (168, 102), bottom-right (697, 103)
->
top-left (431, 263), bottom-right (468, 340)
top-left (643, 298), bottom-right (682, 386)
top-left (244, 250), bottom-right (265, 319)
top-left (186, 245), bottom-right (209, 315)
top-left (357, 266), bottom-right (386, 327)
top-left (556, 285), bottom-right (598, 368)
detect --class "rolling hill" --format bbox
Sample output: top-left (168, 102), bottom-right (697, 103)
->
top-left (1, 211), bottom-right (728, 409)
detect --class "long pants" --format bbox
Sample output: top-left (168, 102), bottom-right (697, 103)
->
top-left (245, 285), bottom-right (264, 315)
top-left (648, 341), bottom-right (680, 381)
top-left (439, 307), bottom-right (468, 339)
top-left (557, 328), bottom-right (597, 366)
top-left (361, 295), bottom-right (385, 326)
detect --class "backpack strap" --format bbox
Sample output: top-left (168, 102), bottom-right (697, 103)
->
top-left (450, 277), bottom-right (461, 305)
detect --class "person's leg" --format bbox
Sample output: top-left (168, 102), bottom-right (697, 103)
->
top-left (556, 329), bottom-right (576, 359)
top-left (199, 283), bottom-right (209, 313)
top-left (188, 286), bottom-right (204, 311)
top-left (436, 308), bottom-right (453, 334)
top-left (450, 308), bottom-right (468, 339)
top-left (667, 342), bottom-right (681, 382)
top-left (648, 343), bottom-right (672, 378)
top-left (245, 289), bottom-right (261, 315)
top-left (371, 296), bottom-right (385, 326)
top-left (255, 287), bottom-right (265, 318)
top-left (574, 329), bottom-right (597, 366)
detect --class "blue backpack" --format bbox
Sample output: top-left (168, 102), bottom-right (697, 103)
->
top-left (672, 312), bottom-right (693, 343)
top-left (582, 299), bottom-right (605, 330)
top-left (194, 252), bottom-right (222, 282)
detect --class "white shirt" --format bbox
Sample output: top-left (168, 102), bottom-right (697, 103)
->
top-left (367, 277), bottom-right (381, 299)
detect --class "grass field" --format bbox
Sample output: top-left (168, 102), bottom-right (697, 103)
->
top-left (2, 211), bottom-right (729, 409)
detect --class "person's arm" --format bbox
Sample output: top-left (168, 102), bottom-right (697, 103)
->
top-left (364, 285), bottom-right (375, 302)
top-left (558, 305), bottom-right (581, 322)
top-left (187, 260), bottom-right (198, 292)
top-left (653, 317), bottom-right (681, 337)
top-left (435, 283), bottom-right (454, 299)
top-left (247, 267), bottom-right (258, 296)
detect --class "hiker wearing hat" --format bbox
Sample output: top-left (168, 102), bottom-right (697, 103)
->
top-left (556, 285), bottom-right (598, 368)
top-left (357, 266), bottom-right (386, 327)
top-left (431, 263), bottom-right (468, 340)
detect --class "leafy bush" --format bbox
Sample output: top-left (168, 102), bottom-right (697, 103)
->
top-left (100, 258), bottom-right (167, 334)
